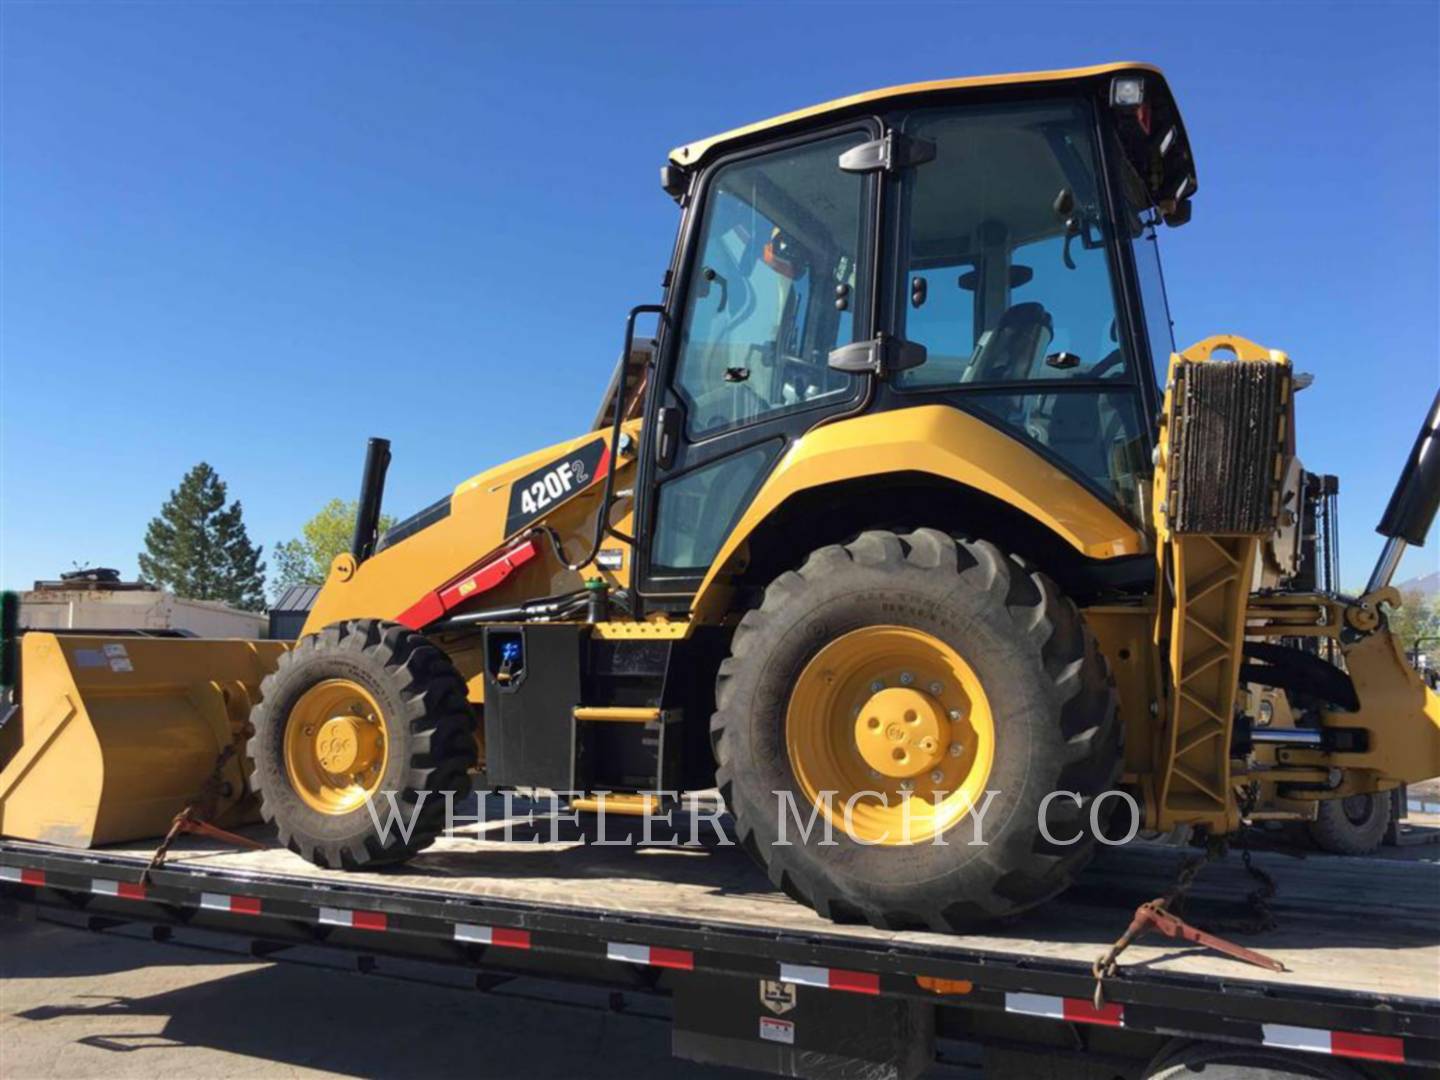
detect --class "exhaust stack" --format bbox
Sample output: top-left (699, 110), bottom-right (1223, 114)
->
top-left (351, 436), bottom-right (392, 564)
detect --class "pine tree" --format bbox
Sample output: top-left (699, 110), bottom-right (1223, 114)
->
top-left (139, 463), bottom-right (267, 611)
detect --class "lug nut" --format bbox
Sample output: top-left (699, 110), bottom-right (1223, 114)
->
top-left (928, 681), bottom-right (942, 695)
top-left (949, 742), bottom-right (964, 757)
top-left (870, 679), bottom-right (884, 693)
top-left (899, 672), bottom-right (914, 686)
top-left (930, 769), bottom-right (944, 784)
top-left (948, 709), bottom-right (963, 722)
top-left (899, 781), bottom-right (914, 794)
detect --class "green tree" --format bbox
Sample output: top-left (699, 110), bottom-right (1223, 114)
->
top-left (1389, 590), bottom-right (1440, 667)
top-left (138, 463), bottom-right (267, 611)
top-left (272, 498), bottom-right (395, 596)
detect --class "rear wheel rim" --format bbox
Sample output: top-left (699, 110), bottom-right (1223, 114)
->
top-left (786, 625), bottom-right (995, 845)
top-left (284, 679), bottom-right (389, 814)
top-left (1341, 794), bottom-right (1373, 825)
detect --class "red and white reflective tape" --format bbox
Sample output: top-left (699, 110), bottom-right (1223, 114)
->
top-left (318, 906), bottom-right (387, 931)
top-left (607, 942), bottom-right (694, 971)
top-left (1262, 1023), bottom-right (1405, 1064)
top-left (778, 962), bottom-right (879, 995)
top-left (1006, 992), bottom-right (1124, 1027)
top-left (454, 923), bottom-right (531, 949)
top-left (90, 878), bottom-right (147, 901)
top-left (0, 866), bottom-right (46, 886)
top-left (200, 892), bottom-right (262, 916)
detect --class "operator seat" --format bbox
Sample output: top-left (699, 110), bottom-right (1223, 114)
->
top-left (963, 301), bottom-right (1053, 428)
top-left (963, 302), bottom-right (1054, 384)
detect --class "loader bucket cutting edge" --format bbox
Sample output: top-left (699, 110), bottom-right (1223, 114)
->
top-left (0, 633), bottom-right (288, 848)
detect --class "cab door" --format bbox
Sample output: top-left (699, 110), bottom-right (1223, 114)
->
top-left (636, 123), bottom-right (881, 602)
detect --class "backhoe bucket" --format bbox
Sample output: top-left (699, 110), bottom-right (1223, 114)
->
top-left (0, 633), bottom-right (287, 848)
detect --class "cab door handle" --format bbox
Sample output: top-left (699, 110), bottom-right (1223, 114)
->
top-left (655, 406), bottom-right (680, 469)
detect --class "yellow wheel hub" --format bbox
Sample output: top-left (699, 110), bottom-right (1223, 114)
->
top-left (787, 626), bottom-right (995, 845)
top-left (854, 688), bottom-right (946, 778)
top-left (285, 679), bottom-right (388, 815)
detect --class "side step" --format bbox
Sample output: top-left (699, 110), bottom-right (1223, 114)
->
top-left (569, 793), bottom-right (662, 816)
top-left (572, 705), bottom-right (680, 807)
top-left (573, 706), bottom-right (664, 725)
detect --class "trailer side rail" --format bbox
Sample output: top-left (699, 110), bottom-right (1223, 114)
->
top-left (3, 839), bottom-right (1436, 1072)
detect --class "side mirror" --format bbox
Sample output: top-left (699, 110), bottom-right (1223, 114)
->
top-left (1163, 198), bottom-right (1193, 227)
top-left (660, 164), bottom-right (688, 202)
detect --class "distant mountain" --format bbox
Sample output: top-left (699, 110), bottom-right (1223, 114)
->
top-left (1396, 571), bottom-right (1440, 598)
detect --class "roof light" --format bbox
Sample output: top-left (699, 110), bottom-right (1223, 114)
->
top-left (1110, 76), bottom-right (1145, 108)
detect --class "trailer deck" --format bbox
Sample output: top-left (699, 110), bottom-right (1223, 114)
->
top-left (4, 797), bottom-right (1438, 1076)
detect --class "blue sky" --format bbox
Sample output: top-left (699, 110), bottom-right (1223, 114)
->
top-left (2, 1), bottom-right (1437, 595)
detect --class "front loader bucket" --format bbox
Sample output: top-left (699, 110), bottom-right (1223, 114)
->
top-left (0, 633), bottom-right (287, 848)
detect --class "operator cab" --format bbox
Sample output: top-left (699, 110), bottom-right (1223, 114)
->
top-left (640, 64), bottom-right (1195, 595)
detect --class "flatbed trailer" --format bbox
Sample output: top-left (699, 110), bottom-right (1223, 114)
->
top-left (3, 797), bottom-right (1437, 1079)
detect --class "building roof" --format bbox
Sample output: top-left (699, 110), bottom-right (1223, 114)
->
top-left (271, 584), bottom-right (321, 614)
top-left (669, 62), bottom-right (1163, 167)
top-left (31, 568), bottom-right (151, 593)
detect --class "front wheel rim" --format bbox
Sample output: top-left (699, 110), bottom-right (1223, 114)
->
top-left (785, 625), bottom-right (996, 845)
top-left (284, 679), bottom-right (389, 814)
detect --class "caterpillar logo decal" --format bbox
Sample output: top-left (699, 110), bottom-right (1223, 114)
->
top-left (760, 979), bottom-right (797, 1015)
top-left (505, 439), bottom-right (610, 536)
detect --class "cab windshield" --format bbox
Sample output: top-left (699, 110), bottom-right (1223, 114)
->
top-left (894, 99), bottom-right (1148, 519)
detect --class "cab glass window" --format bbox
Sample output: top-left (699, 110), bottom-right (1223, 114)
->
top-left (672, 132), bottom-right (869, 440)
top-left (650, 444), bottom-right (777, 572)
top-left (1130, 209), bottom-right (1176, 384)
top-left (894, 99), bottom-right (1148, 521)
top-left (1109, 127), bottom-right (1177, 388)
top-left (899, 259), bottom-right (976, 388)
top-left (897, 100), bottom-right (1129, 386)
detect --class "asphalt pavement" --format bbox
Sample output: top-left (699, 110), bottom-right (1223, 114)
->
top-left (0, 919), bottom-right (756, 1079)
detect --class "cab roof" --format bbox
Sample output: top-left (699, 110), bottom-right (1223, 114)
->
top-left (668, 62), bottom-right (1196, 220)
top-left (671, 61), bottom-right (1165, 166)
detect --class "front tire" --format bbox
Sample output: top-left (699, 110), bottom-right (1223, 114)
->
top-left (247, 619), bottom-right (477, 869)
top-left (711, 529), bottom-right (1120, 930)
top-left (1306, 793), bottom-right (1390, 856)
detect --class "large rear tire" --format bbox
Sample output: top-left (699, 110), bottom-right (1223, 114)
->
top-left (711, 529), bottom-right (1120, 930)
top-left (247, 619), bottom-right (476, 869)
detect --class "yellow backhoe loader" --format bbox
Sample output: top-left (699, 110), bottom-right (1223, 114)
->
top-left (3, 62), bottom-right (1438, 929)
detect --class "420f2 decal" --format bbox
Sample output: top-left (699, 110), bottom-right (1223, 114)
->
top-left (504, 439), bottom-right (609, 536)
